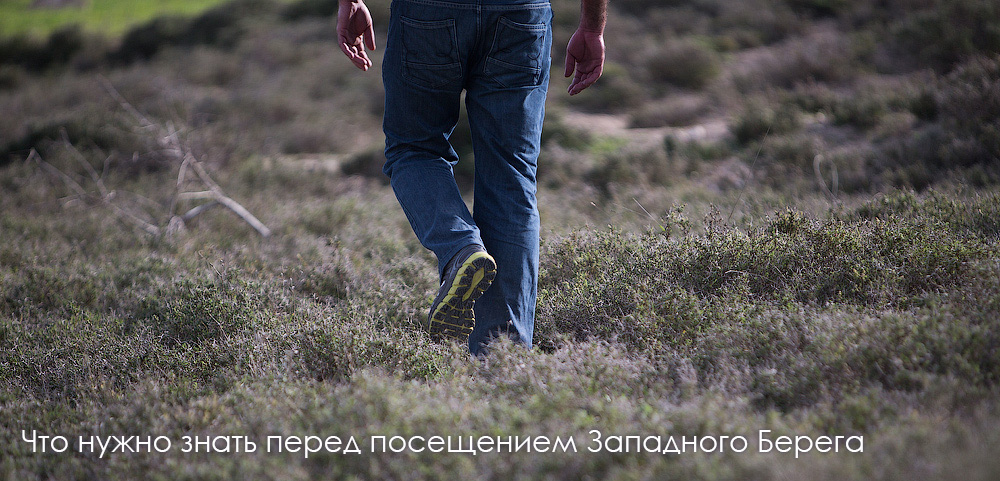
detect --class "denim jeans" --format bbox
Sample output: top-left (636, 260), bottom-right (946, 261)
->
top-left (381, 0), bottom-right (552, 354)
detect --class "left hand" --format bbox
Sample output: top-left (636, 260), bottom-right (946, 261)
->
top-left (564, 28), bottom-right (605, 95)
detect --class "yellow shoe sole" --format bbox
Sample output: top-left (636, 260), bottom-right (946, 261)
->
top-left (428, 251), bottom-right (496, 341)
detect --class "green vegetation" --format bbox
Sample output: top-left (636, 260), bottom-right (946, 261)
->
top-left (0, 0), bottom-right (239, 38)
top-left (2, 0), bottom-right (1000, 478)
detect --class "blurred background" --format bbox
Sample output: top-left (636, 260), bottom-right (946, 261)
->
top-left (3, 0), bottom-right (999, 200)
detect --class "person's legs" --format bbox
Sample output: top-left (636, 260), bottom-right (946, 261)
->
top-left (383, 0), bottom-right (552, 352)
top-left (465, 3), bottom-right (552, 354)
top-left (381, 1), bottom-right (482, 278)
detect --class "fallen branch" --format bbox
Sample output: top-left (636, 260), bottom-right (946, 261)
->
top-left (31, 79), bottom-right (272, 240)
top-left (99, 77), bottom-right (272, 238)
top-left (188, 157), bottom-right (272, 237)
top-left (30, 148), bottom-right (162, 236)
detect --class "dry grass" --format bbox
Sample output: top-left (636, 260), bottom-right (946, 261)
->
top-left (2, 0), bottom-right (1000, 478)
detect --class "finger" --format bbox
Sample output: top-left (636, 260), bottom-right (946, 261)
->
top-left (357, 50), bottom-right (372, 70)
top-left (340, 39), bottom-right (355, 59)
top-left (577, 63), bottom-right (604, 92)
top-left (354, 53), bottom-right (368, 70)
top-left (569, 79), bottom-right (586, 95)
top-left (568, 70), bottom-right (591, 95)
top-left (341, 38), bottom-right (363, 62)
top-left (580, 66), bottom-right (602, 89)
top-left (569, 68), bottom-right (586, 95)
top-left (342, 38), bottom-right (370, 70)
top-left (564, 53), bottom-right (575, 78)
top-left (572, 71), bottom-right (598, 94)
top-left (364, 25), bottom-right (376, 51)
top-left (569, 79), bottom-right (582, 95)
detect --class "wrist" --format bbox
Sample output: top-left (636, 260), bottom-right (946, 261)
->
top-left (578, 24), bottom-right (604, 35)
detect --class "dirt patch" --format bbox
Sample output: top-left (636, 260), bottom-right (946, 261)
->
top-left (562, 111), bottom-right (730, 150)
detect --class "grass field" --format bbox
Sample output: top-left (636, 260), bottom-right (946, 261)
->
top-left (2, 0), bottom-right (1000, 478)
top-left (0, 0), bottom-right (247, 38)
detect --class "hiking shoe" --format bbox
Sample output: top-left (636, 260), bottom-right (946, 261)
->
top-left (428, 244), bottom-right (496, 341)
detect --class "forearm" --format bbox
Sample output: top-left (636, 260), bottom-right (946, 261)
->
top-left (579, 0), bottom-right (607, 33)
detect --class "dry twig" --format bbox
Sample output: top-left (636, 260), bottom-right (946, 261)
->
top-left (32, 79), bottom-right (272, 239)
top-left (813, 153), bottom-right (839, 201)
top-left (104, 78), bottom-right (271, 238)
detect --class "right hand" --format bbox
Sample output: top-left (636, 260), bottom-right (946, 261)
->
top-left (337, 0), bottom-right (377, 71)
top-left (564, 28), bottom-right (605, 95)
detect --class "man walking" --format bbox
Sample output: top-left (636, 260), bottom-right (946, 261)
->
top-left (337, 0), bottom-right (606, 354)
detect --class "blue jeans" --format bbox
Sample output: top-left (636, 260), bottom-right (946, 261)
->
top-left (381, 0), bottom-right (552, 354)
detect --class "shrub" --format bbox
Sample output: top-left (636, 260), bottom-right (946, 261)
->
top-left (538, 196), bottom-right (995, 410)
top-left (0, 108), bottom-right (167, 175)
top-left (630, 95), bottom-right (710, 128)
top-left (755, 133), bottom-right (819, 185)
top-left (341, 147), bottom-right (389, 183)
top-left (732, 32), bottom-right (856, 92)
top-left (713, 0), bottom-right (804, 47)
top-left (870, 56), bottom-right (1000, 189)
top-left (297, 327), bottom-right (439, 382)
top-left (564, 62), bottom-right (648, 113)
top-left (730, 101), bottom-right (801, 145)
top-left (2, 265), bottom-right (102, 316)
top-left (114, 15), bottom-right (190, 62)
top-left (786, 0), bottom-right (850, 17)
top-left (541, 112), bottom-right (593, 150)
top-left (282, 0), bottom-right (391, 20)
top-left (113, 0), bottom-right (273, 62)
top-left (0, 65), bottom-right (26, 91)
top-left (646, 39), bottom-right (721, 90)
top-left (133, 276), bottom-right (261, 345)
top-left (281, 0), bottom-right (338, 19)
top-left (541, 202), bottom-right (986, 340)
top-left (934, 55), bottom-right (1000, 164)
top-left (613, 0), bottom-right (686, 16)
top-left (890, 0), bottom-right (1000, 72)
top-left (0, 25), bottom-right (91, 72)
top-left (584, 148), bottom-right (675, 196)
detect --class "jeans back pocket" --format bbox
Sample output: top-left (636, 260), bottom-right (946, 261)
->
top-left (485, 16), bottom-right (548, 89)
top-left (401, 16), bottom-right (463, 90)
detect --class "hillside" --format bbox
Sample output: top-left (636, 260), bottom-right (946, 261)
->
top-left (2, 0), bottom-right (999, 479)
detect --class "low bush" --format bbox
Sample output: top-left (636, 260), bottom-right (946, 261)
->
top-left (584, 148), bottom-right (674, 197)
top-left (564, 62), bottom-right (648, 113)
top-left (645, 39), bottom-right (721, 90)
top-left (0, 25), bottom-right (95, 72)
top-left (113, 0), bottom-right (274, 63)
top-left (713, 0), bottom-right (804, 47)
top-left (538, 194), bottom-right (997, 410)
top-left (934, 55), bottom-right (1000, 165)
top-left (3, 0), bottom-right (1000, 477)
top-left (889, 0), bottom-right (1000, 73)
top-left (870, 56), bottom-right (1000, 189)
top-left (730, 101), bottom-right (801, 145)
top-left (733, 32), bottom-right (857, 92)
top-left (281, 0), bottom-right (338, 19)
top-left (133, 276), bottom-right (262, 345)
top-left (786, 0), bottom-right (851, 17)
top-left (1, 107), bottom-right (169, 174)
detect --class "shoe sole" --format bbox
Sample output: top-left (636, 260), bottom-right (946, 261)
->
top-left (428, 251), bottom-right (496, 342)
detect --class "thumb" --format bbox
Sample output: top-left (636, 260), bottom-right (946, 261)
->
top-left (564, 51), bottom-right (575, 78)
